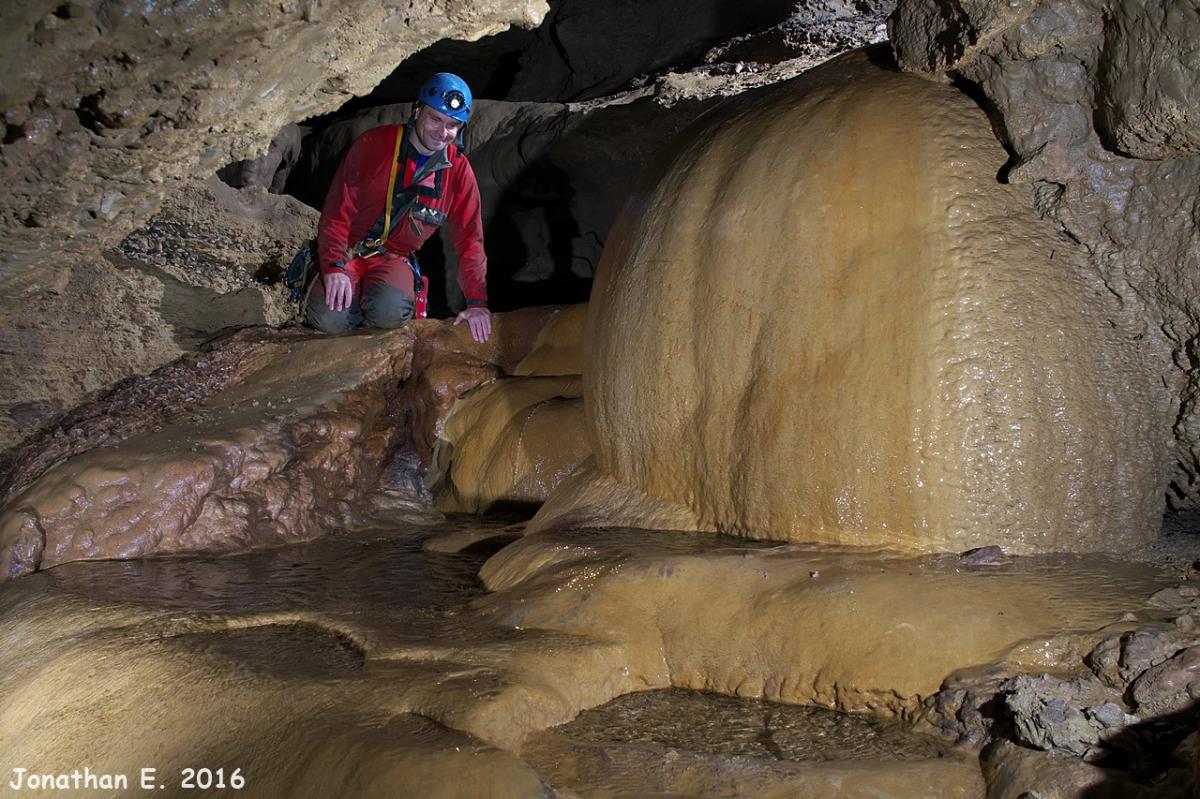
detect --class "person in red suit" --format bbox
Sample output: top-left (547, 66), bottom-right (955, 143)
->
top-left (309, 72), bottom-right (492, 342)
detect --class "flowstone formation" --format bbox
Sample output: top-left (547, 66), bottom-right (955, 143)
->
top-left (430, 305), bottom-right (590, 514)
top-left (539, 47), bottom-right (1168, 554)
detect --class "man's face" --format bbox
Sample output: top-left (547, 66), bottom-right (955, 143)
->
top-left (412, 105), bottom-right (464, 155)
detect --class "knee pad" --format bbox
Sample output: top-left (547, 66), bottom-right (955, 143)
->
top-left (361, 284), bottom-right (415, 329)
top-left (305, 302), bottom-right (357, 334)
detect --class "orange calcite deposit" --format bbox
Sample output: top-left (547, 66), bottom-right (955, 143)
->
top-left (430, 305), bottom-right (591, 513)
top-left (570, 51), bottom-right (1169, 554)
top-left (400, 307), bottom-right (560, 465)
top-left (432, 376), bottom-right (587, 513)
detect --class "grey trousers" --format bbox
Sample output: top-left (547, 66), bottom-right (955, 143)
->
top-left (305, 278), bottom-right (415, 334)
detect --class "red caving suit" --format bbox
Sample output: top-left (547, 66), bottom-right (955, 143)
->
top-left (316, 124), bottom-right (488, 307)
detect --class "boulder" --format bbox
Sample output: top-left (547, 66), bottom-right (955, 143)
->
top-left (0, 329), bottom-right (418, 581)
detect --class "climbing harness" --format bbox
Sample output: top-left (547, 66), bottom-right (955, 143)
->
top-left (288, 125), bottom-right (450, 317)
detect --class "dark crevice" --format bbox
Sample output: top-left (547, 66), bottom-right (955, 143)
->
top-left (75, 91), bottom-right (115, 133)
top-left (948, 72), bottom-right (1018, 183)
top-left (2, 123), bottom-right (25, 145)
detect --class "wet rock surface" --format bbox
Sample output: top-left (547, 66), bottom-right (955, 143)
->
top-left (889, 0), bottom-right (1200, 511)
top-left (0, 308), bottom-right (563, 581)
top-left (522, 689), bottom-right (981, 798)
top-left (399, 306), bottom-right (562, 467)
top-left (429, 304), bottom-right (589, 513)
top-left (0, 327), bottom-right (296, 505)
top-left (1, 516), bottom-right (1195, 797)
top-left (0, 329), bottom-right (418, 581)
top-left (431, 375), bottom-right (588, 514)
top-left (564, 48), bottom-right (1165, 553)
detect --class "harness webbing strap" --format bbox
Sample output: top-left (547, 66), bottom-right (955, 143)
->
top-left (372, 126), bottom-right (404, 249)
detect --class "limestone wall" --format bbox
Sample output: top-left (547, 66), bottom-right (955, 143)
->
top-left (890, 0), bottom-right (1200, 509)
top-left (576, 51), bottom-right (1170, 554)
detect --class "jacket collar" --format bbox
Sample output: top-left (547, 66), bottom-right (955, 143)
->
top-left (401, 124), bottom-right (455, 183)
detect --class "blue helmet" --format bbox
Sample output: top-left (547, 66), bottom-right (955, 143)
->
top-left (416, 72), bottom-right (473, 123)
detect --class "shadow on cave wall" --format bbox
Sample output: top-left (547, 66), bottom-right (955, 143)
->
top-left (1079, 698), bottom-right (1200, 797)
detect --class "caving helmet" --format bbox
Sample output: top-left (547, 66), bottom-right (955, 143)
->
top-left (416, 72), bottom-right (473, 124)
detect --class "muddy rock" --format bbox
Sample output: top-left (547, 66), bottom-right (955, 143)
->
top-left (115, 175), bottom-right (317, 331)
top-left (1149, 585), bottom-right (1200, 611)
top-left (1085, 634), bottom-right (1127, 691)
top-left (0, 173), bottom-right (317, 451)
top-left (1120, 628), bottom-right (1188, 686)
top-left (959, 545), bottom-right (1011, 567)
top-left (1130, 646), bottom-right (1200, 718)
top-left (217, 123), bottom-right (304, 194)
top-left (1094, 0), bottom-right (1200, 160)
top-left (1003, 674), bottom-right (1125, 757)
top-left (920, 664), bottom-right (1015, 748)
top-left (981, 739), bottom-right (1141, 799)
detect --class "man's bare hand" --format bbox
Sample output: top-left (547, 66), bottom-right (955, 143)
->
top-left (325, 272), bottom-right (354, 312)
top-left (454, 306), bottom-right (492, 343)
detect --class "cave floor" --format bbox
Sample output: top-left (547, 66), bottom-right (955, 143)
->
top-left (0, 506), bottom-right (1194, 798)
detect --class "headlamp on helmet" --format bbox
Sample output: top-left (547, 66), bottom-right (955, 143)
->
top-left (417, 72), bottom-right (473, 124)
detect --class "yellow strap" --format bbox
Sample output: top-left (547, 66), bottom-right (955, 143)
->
top-left (376, 125), bottom-right (404, 247)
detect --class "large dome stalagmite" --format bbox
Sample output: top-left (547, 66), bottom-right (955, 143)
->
top-left (577, 50), bottom-right (1170, 554)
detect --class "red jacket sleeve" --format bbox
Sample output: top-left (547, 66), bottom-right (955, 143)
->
top-left (447, 155), bottom-right (489, 308)
top-left (317, 127), bottom-right (389, 276)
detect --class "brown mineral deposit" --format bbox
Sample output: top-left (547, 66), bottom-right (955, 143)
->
top-left (561, 49), bottom-right (1166, 554)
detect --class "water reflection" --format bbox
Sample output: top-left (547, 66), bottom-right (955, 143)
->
top-left (42, 522), bottom-right (492, 614)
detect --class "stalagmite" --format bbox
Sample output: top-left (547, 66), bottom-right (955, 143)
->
top-left (561, 49), bottom-right (1168, 554)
